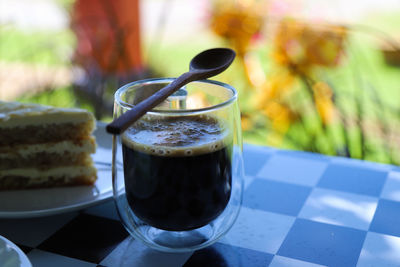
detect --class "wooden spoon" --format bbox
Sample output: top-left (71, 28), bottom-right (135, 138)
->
top-left (106, 48), bottom-right (236, 135)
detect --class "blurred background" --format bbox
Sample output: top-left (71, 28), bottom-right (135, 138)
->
top-left (1, 0), bottom-right (400, 165)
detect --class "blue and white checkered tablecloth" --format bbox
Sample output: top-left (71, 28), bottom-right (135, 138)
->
top-left (1, 144), bottom-right (400, 267)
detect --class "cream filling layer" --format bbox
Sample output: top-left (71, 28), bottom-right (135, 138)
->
top-left (0, 101), bottom-right (95, 128)
top-left (0, 166), bottom-right (96, 179)
top-left (0, 138), bottom-right (96, 158)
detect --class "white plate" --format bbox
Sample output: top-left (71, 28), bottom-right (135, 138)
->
top-left (0, 122), bottom-right (116, 218)
top-left (0, 235), bottom-right (32, 267)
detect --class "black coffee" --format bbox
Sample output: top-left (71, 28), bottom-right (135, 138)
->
top-left (122, 115), bottom-right (232, 231)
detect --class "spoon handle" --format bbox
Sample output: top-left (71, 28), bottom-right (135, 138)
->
top-left (106, 72), bottom-right (195, 135)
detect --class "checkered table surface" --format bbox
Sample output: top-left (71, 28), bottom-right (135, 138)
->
top-left (2, 144), bottom-right (400, 267)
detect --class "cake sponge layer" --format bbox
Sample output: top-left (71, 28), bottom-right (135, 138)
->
top-left (0, 122), bottom-right (95, 146)
top-left (0, 138), bottom-right (96, 170)
top-left (0, 166), bottom-right (97, 190)
top-left (0, 100), bottom-right (98, 190)
top-left (0, 101), bottom-right (96, 146)
top-left (0, 101), bottom-right (95, 128)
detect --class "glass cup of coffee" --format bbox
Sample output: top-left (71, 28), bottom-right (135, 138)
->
top-left (112, 78), bottom-right (244, 252)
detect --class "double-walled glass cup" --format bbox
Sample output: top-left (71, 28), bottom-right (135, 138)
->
top-left (112, 78), bottom-right (244, 252)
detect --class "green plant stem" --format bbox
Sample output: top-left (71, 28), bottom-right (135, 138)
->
top-left (292, 67), bottom-right (337, 154)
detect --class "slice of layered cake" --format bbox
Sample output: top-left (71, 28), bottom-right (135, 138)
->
top-left (0, 101), bottom-right (97, 189)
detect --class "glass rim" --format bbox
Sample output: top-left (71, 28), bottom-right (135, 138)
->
top-left (114, 78), bottom-right (238, 115)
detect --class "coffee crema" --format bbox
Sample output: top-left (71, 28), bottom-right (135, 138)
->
top-left (122, 115), bottom-right (232, 231)
top-left (122, 115), bottom-right (230, 156)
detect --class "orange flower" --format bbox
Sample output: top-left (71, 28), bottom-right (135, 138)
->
top-left (257, 69), bottom-right (296, 107)
top-left (210, 0), bottom-right (265, 56)
top-left (263, 101), bottom-right (298, 134)
top-left (241, 113), bottom-right (253, 131)
top-left (312, 81), bottom-right (336, 125)
top-left (273, 19), bottom-right (347, 70)
top-left (256, 68), bottom-right (300, 136)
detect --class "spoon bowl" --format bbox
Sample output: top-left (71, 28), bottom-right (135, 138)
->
top-left (190, 48), bottom-right (236, 78)
top-left (106, 48), bottom-right (236, 135)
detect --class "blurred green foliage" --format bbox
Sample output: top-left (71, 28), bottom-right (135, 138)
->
top-left (0, 28), bottom-right (74, 65)
top-left (1, 10), bottom-right (400, 164)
